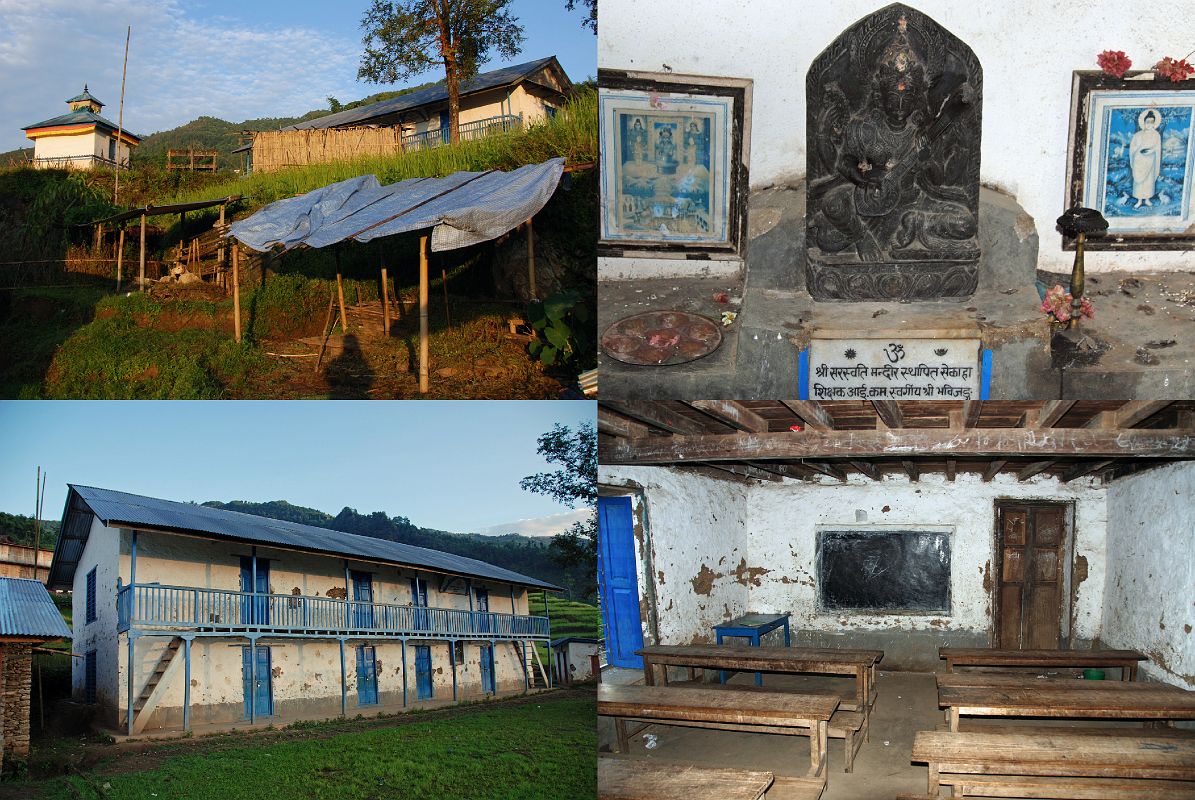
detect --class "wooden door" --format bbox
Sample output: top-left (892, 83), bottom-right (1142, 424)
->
top-left (995, 503), bottom-right (1068, 649)
top-left (598, 496), bottom-right (645, 669)
top-left (415, 645), bottom-right (433, 700)
top-left (480, 644), bottom-right (495, 695)
top-left (356, 645), bottom-right (378, 706)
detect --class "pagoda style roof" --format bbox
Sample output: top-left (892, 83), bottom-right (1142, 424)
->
top-left (67, 85), bottom-right (104, 107)
top-left (23, 108), bottom-right (141, 142)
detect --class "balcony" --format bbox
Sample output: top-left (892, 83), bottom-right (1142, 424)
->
top-left (116, 583), bottom-right (550, 640)
top-left (401, 113), bottom-right (523, 152)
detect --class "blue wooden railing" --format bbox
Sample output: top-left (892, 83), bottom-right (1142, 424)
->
top-left (401, 113), bottom-right (523, 152)
top-left (116, 583), bottom-right (549, 639)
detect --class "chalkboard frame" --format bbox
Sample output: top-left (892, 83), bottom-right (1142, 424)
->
top-left (816, 528), bottom-right (952, 614)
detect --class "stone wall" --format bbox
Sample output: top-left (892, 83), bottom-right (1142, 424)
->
top-left (1, 644), bottom-right (32, 763)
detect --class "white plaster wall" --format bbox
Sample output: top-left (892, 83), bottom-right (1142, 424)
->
top-left (599, 0), bottom-right (1195, 274)
top-left (561, 642), bottom-right (600, 680)
top-left (1103, 461), bottom-right (1195, 688)
top-left (746, 472), bottom-right (1107, 641)
top-left (599, 466), bottom-right (752, 645)
top-left (33, 132), bottom-right (95, 161)
top-left (70, 517), bottom-right (121, 712)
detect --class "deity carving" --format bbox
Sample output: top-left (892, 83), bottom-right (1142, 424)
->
top-left (806, 4), bottom-right (982, 300)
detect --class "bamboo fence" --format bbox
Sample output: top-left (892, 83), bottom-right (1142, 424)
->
top-left (251, 127), bottom-right (406, 173)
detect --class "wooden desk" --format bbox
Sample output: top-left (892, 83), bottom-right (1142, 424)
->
top-left (598, 683), bottom-right (839, 778)
top-left (597, 758), bottom-right (774, 800)
top-left (637, 644), bottom-right (882, 712)
top-left (939, 647), bottom-right (1146, 681)
top-left (937, 677), bottom-right (1195, 731)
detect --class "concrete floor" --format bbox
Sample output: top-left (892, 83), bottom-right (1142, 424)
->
top-left (599, 670), bottom-right (942, 800)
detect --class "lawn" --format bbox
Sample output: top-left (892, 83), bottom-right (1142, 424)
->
top-left (17, 692), bottom-right (595, 800)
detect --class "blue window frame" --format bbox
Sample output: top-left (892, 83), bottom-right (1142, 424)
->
top-left (411, 577), bottom-right (428, 630)
top-left (351, 571), bottom-right (374, 629)
top-left (84, 650), bottom-right (97, 703)
top-left (85, 568), bottom-right (97, 624)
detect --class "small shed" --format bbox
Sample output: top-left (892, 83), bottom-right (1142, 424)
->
top-left (550, 637), bottom-right (602, 685)
top-left (0, 578), bottom-right (70, 765)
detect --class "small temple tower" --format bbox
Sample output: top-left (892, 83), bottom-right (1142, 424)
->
top-left (21, 85), bottom-right (141, 169)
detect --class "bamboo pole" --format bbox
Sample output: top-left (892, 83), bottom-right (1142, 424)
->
top-left (113, 26), bottom-right (130, 204)
top-left (336, 273), bottom-right (348, 334)
top-left (526, 217), bottom-right (537, 299)
top-left (232, 244), bottom-right (242, 343)
top-left (138, 213), bottom-right (146, 291)
top-left (441, 268), bottom-right (452, 329)
top-left (116, 227), bottom-right (125, 292)
top-left (217, 204), bottom-right (226, 287)
top-left (315, 291), bottom-right (336, 372)
top-left (381, 267), bottom-right (391, 335)
top-left (419, 235), bottom-right (429, 394)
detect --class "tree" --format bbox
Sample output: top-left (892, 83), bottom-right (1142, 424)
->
top-left (565, 0), bottom-right (596, 34)
top-left (327, 96), bottom-right (343, 113)
top-left (358, 0), bottom-right (524, 144)
top-left (521, 422), bottom-right (597, 597)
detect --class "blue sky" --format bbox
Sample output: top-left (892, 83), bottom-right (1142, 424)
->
top-left (0, 400), bottom-right (595, 536)
top-left (1, 0), bottom-right (596, 152)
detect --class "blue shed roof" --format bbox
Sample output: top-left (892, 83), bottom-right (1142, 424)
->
top-left (51, 485), bottom-right (561, 592)
top-left (0, 578), bottom-right (71, 640)
top-left (287, 56), bottom-right (569, 131)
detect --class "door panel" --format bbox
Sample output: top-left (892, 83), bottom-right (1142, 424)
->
top-left (352, 571), bottom-right (374, 629)
top-left (411, 578), bottom-right (429, 631)
top-left (242, 646), bottom-right (272, 718)
top-left (598, 496), bottom-right (645, 669)
top-left (415, 645), bottom-right (433, 700)
top-left (996, 504), bottom-right (1069, 649)
top-left (357, 645), bottom-right (378, 705)
top-left (480, 644), bottom-right (495, 694)
top-left (475, 588), bottom-right (490, 633)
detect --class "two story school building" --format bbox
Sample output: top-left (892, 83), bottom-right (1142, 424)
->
top-left (47, 486), bottom-right (559, 735)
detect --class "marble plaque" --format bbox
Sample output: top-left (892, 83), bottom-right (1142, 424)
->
top-left (809, 336), bottom-right (980, 399)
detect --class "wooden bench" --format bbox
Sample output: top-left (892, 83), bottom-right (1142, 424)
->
top-left (597, 757), bottom-right (825, 799)
top-left (673, 680), bottom-right (869, 772)
top-left (939, 648), bottom-right (1146, 681)
top-left (911, 730), bottom-right (1195, 798)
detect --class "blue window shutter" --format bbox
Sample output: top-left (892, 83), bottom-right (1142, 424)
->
top-left (84, 650), bottom-right (97, 702)
top-left (86, 568), bottom-right (97, 624)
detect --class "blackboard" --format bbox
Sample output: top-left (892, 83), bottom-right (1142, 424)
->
top-left (817, 529), bottom-right (951, 613)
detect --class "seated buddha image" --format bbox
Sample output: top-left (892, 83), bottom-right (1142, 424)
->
top-left (810, 28), bottom-right (978, 263)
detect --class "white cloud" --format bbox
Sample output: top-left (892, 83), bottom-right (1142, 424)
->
top-left (1, 0), bottom-right (365, 151)
top-left (478, 508), bottom-right (592, 538)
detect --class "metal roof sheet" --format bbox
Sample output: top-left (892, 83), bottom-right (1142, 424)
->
top-left (0, 578), bottom-right (71, 640)
top-left (22, 108), bottom-right (140, 139)
top-left (63, 485), bottom-right (561, 591)
top-left (287, 56), bottom-right (566, 131)
top-left (66, 86), bottom-right (104, 105)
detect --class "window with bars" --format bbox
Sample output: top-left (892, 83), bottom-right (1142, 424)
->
top-left (86, 567), bottom-right (97, 624)
top-left (84, 650), bottom-right (97, 703)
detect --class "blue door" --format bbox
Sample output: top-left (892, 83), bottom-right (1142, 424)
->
top-left (356, 645), bottom-right (378, 705)
top-left (475, 587), bottom-right (490, 633)
top-left (598, 496), bottom-right (645, 669)
top-left (439, 110), bottom-right (449, 143)
top-left (240, 558), bottom-right (270, 625)
top-left (480, 644), bottom-right (495, 694)
top-left (415, 645), bottom-right (433, 700)
top-left (411, 578), bottom-right (429, 631)
top-left (352, 571), bottom-right (374, 629)
top-left (241, 647), bottom-right (272, 718)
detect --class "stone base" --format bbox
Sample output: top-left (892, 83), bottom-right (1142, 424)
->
top-left (806, 257), bottom-right (978, 301)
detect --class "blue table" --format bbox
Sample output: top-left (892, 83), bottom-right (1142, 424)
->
top-left (714, 612), bottom-right (791, 685)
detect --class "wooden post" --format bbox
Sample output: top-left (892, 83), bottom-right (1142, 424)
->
top-left (217, 204), bottom-right (226, 288)
top-left (116, 226), bottom-right (125, 292)
top-left (419, 235), bottom-right (429, 394)
top-left (381, 267), bottom-right (391, 335)
top-left (441, 268), bottom-right (452, 328)
top-left (526, 217), bottom-right (537, 300)
top-left (336, 273), bottom-right (348, 334)
top-left (232, 244), bottom-right (242, 343)
top-left (138, 212), bottom-right (146, 291)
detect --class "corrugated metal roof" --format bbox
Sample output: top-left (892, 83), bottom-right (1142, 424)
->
top-left (0, 578), bottom-right (71, 640)
top-left (60, 485), bottom-right (561, 591)
top-left (22, 108), bottom-right (141, 140)
top-left (66, 86), bottom-right (103, 106)
top-left (287, 56), bottom-right (567, 131)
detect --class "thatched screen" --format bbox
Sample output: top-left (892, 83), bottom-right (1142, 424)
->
top-left (250, 127), bottom-right (406, 173)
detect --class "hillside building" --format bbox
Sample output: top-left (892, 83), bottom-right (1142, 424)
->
top-left (21, 86), bottom-right (140, 170)
top-left (48, 486), bottom-right (558, 736)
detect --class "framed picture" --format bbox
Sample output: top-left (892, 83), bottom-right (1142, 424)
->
top-left (598, 69), bottom-right (751, 258)
top-left (1066, 71), bottom-right (1195, 250)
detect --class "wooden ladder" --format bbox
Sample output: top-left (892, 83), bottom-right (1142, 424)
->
top-left (132, 636), bottom-right (183, 718)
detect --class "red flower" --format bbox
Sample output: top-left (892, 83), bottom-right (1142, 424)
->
top-left (1155, 56), bottom-right (1195, 82)
top-left (1097, 50), bottom-right (1132, 78)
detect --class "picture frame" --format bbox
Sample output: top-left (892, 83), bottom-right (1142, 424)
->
top-left (597, 69), bottom-right (751, 259)
top-left (1065, 70), bottom-right (1195, 251)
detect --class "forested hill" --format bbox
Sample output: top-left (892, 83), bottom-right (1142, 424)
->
top-left (203, 500), bottom-right (590, 600)
top-left (0, 500), bottom-right (591, 601)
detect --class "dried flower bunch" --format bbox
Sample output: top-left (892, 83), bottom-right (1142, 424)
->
top-left (1098, 49), bottom-right (1194, 81)
top-left (1041, 284), bottom-right (1094, 324)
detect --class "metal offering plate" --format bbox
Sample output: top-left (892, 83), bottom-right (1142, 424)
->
top-left (601, 310), bottom-right (723, 366)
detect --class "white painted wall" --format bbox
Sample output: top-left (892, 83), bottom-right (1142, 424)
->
top-left (1103, 461), bottom-right (1195, 688)
top-left (31, 130), bottom-right (133, 168)
top-left (70, 517), bottom-right (121, 712)
top-left (599, 0), bottom-right (1195, 274)
top-left (600, 466), bottom-right (753, 646)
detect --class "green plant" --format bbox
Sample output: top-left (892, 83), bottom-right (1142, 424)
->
top-left (526, 290), bottom-right (593, 373)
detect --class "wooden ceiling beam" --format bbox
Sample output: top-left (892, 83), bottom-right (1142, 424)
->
top-left (687, 401), bottom-right (769, 433)
top-left (961, 401), bottom-right (983, 429)
top-left (675, 465), bottom-right (754, 485)
top-left (1061, 459), bottom-right (1116, 483)
top-left (600, 428), bottom-right (1195, 464)
top-left (902, 460), bottom-right (920, 482)
top-left (779, 400), bottom-right (835, 430)
top-left (745, 462), bottom-right (807, 481)
top-left (601, 401), bottom-right (707, 435)
top-left (800, 461), bottom-right (847, 482)
top-left (848, 459), bottom-right (881, 481)
top-left (699, 462), bottom-right (783, 482)
top-left (1035, 401), bottom-right (1076, 428)
top-left (982, 460), bottom-right (1008, 482)
top-left (1016, 460), bottom-right (1057, 481)
top-left (945, 458), bottom-right (957, 481)
top-left (871, 400), bottom-right (904, 429)
top-left (597, 407), bottom-right (649, 439)
top-left (1113, 401), bottom-right (1173, 429)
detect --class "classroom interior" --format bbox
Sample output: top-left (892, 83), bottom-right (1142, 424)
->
top-left (595, 401), bottom-right (1195, 800)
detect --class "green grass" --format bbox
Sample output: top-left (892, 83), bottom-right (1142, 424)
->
top-left (530, 595), bottom-right (602, 669)
top-left (161, 87), bottom-right (597, 214)
top-left (28, 694), bottom-right (594, 800)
